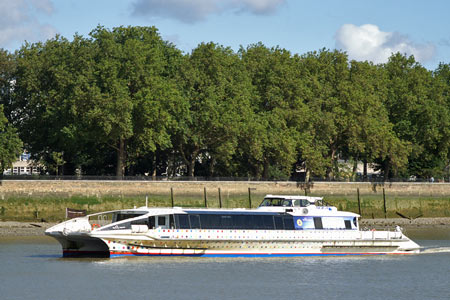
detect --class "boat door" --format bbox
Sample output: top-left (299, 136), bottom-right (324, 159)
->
top-left (156, 215), bottom-right (170, 229)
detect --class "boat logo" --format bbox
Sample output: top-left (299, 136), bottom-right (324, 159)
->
top-left (296, 219), bottom-right (303, 227)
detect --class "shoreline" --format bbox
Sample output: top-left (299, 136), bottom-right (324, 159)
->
top-left (1, 218), bottom-right (450, 237)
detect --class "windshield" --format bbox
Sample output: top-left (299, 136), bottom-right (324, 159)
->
top-left (259, 198), bottom-right (292, 207)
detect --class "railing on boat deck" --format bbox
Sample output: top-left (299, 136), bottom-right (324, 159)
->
top-left (358, 229), bottom-right (403, 240)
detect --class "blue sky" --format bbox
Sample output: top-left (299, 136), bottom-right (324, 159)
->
top-left (1, 0), bottom-right (449, 69)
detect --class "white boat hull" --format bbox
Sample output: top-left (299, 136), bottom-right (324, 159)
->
top-left (98, 228), bottom-right (420, 257)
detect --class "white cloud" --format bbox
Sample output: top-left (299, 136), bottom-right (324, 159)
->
top-left (335, 24), bottom-right (435, 64)
top-left (131, 0), bottom-right (285, 24)
top-left (0, 0), bottom-right (57, 49)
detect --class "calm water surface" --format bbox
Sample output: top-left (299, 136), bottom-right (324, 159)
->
top-left (1, 229), bottom-right (449, 300)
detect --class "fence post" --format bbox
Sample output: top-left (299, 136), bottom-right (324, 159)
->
top-left (170, 187), bottom-right (174, 207)
top-left (357, 188), bottom-right (362, 217)
top-left (383, 188), bottom-right (387, 218)
top-left (248, 187), bottom-right (256, 208)
top-left (218, 187), bottom-right (222, 208)
top-left (204, 187), bottom-right (208, 208)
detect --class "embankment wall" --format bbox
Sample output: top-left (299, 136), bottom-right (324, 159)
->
top-left (1, 180), bottom-right (449, 198)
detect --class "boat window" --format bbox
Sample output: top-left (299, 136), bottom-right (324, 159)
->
top-left (314, 217), bottom-right (323, 229)
top-left (175, 213), bottom-right (292, 230)
top-left (262, 215), bottom-right (275, 229)
top-left (344, 220), bottom-right (352, 229)
top-left (281, 200), bottom-right (292, 207)
top-left (169, 215), bottom-right (175, 228)
top-left (282, 216), bottom-right (294, 230)
top-left (189, 215), bottom-right (201, 229)
top-left (131, 218), bottom-right (148, 226)
top-left (221, 215), bottom-right (233, 229)
top-left (158, 216), bottom-right (166, 226)
top-left (259, 198), bottom-right (285, 207)
top-left (148, 216), bottom-right (155, 229)
top-left (115, 213), bottom-right (146, 222)
top-left (251, 215), bottom-right (275, 229)
top-left (300, 200), bottom-right (310, 207)
top-left (234, 215), bottom-right (251, 229)
top-left (259, 199), bottom-right (271, 206)
top-left (274, 216), bottom-right (284, 229)
top-left (175, 214), bottom-right (190, 229)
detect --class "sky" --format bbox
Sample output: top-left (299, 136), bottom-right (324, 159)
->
top-left (1, 0), bottom-right (450, 70)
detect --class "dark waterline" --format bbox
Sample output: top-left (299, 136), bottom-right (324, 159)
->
top-left (1, 230), bottom-right (449, 300)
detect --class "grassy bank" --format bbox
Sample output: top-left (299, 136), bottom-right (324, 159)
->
top-left (0, 191), bottom-right (449, 222)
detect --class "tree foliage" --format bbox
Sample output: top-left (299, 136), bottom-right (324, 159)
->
top-left (1, 26), bottom-right (449, 181)
top-left (0, 105), bottom-right (22, 173)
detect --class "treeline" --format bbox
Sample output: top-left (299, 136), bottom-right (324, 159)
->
top-left (0, 25), bottom-right (449, 181)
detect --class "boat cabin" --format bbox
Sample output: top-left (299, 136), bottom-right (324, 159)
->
top-left (258, 195), bottom-right (327, 208)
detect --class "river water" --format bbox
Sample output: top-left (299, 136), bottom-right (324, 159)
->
top-left (1, 229), bottom-right (449, 300)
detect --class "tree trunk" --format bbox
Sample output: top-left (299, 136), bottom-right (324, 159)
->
top-left (187, 156), bottom-right (195, 177)
top-left (305, 168), bottom-right (311, 183)
top-left (352, 159), bottom-right (358, 181)
top-left (151, 152), bottom-right (157, 180)
top-left (327, 147), bottom-right (337, 180)
top-left (262, 160), bottom-right (269, 180)
top-left (116, 137), bottom-right (125, 178)
top-left (179, 145), bottom-right (199, 178)
top-left (363, 159), bottom-right (368, 181)
top-left (208, 157), bottom-right (216, 178)
top-left (383, 159), bottom-right (391, 181)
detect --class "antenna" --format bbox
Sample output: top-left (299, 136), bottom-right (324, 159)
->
top-left (145, 195), bottom-right (148, 207)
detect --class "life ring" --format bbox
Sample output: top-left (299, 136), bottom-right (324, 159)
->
top-left (91, 223), bottom-right (101, 230)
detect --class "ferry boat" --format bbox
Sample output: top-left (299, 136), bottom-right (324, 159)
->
top-left (45, 195), bottom-right (420, 257)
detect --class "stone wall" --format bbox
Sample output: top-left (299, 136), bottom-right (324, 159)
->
top-left (1, 180), bottom-right (449, 198)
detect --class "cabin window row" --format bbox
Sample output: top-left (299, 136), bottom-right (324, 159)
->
top-left (110, 214), bottom-right (356, 231)
top-left (174, 214), bottom-right (295, 230)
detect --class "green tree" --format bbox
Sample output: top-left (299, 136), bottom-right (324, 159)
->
top-left (85, 26), bottom-right (184, 177)
top-left (297, 49), bottom-right (351, 179)
top-left (0, 49), bottom-right (16, 120)
top-left (383, 53), bottom-right (448, 178)
top-left (12, 35), bottom-right (92, 174)
top-left (240, 43), bottom-right (306, 179)
top-left (175, 42), bottom-right (253, 177)
top-left (343, 60), bottom-right (407, 180)
top-left (0, 105), bottom-right (22, 174)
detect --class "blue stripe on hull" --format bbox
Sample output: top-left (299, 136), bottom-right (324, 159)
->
top-left (109, 252), bottom-right (387, 258)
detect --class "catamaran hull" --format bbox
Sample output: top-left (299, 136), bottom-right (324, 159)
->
top-left (46, 232), bottom-right (110, 257)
